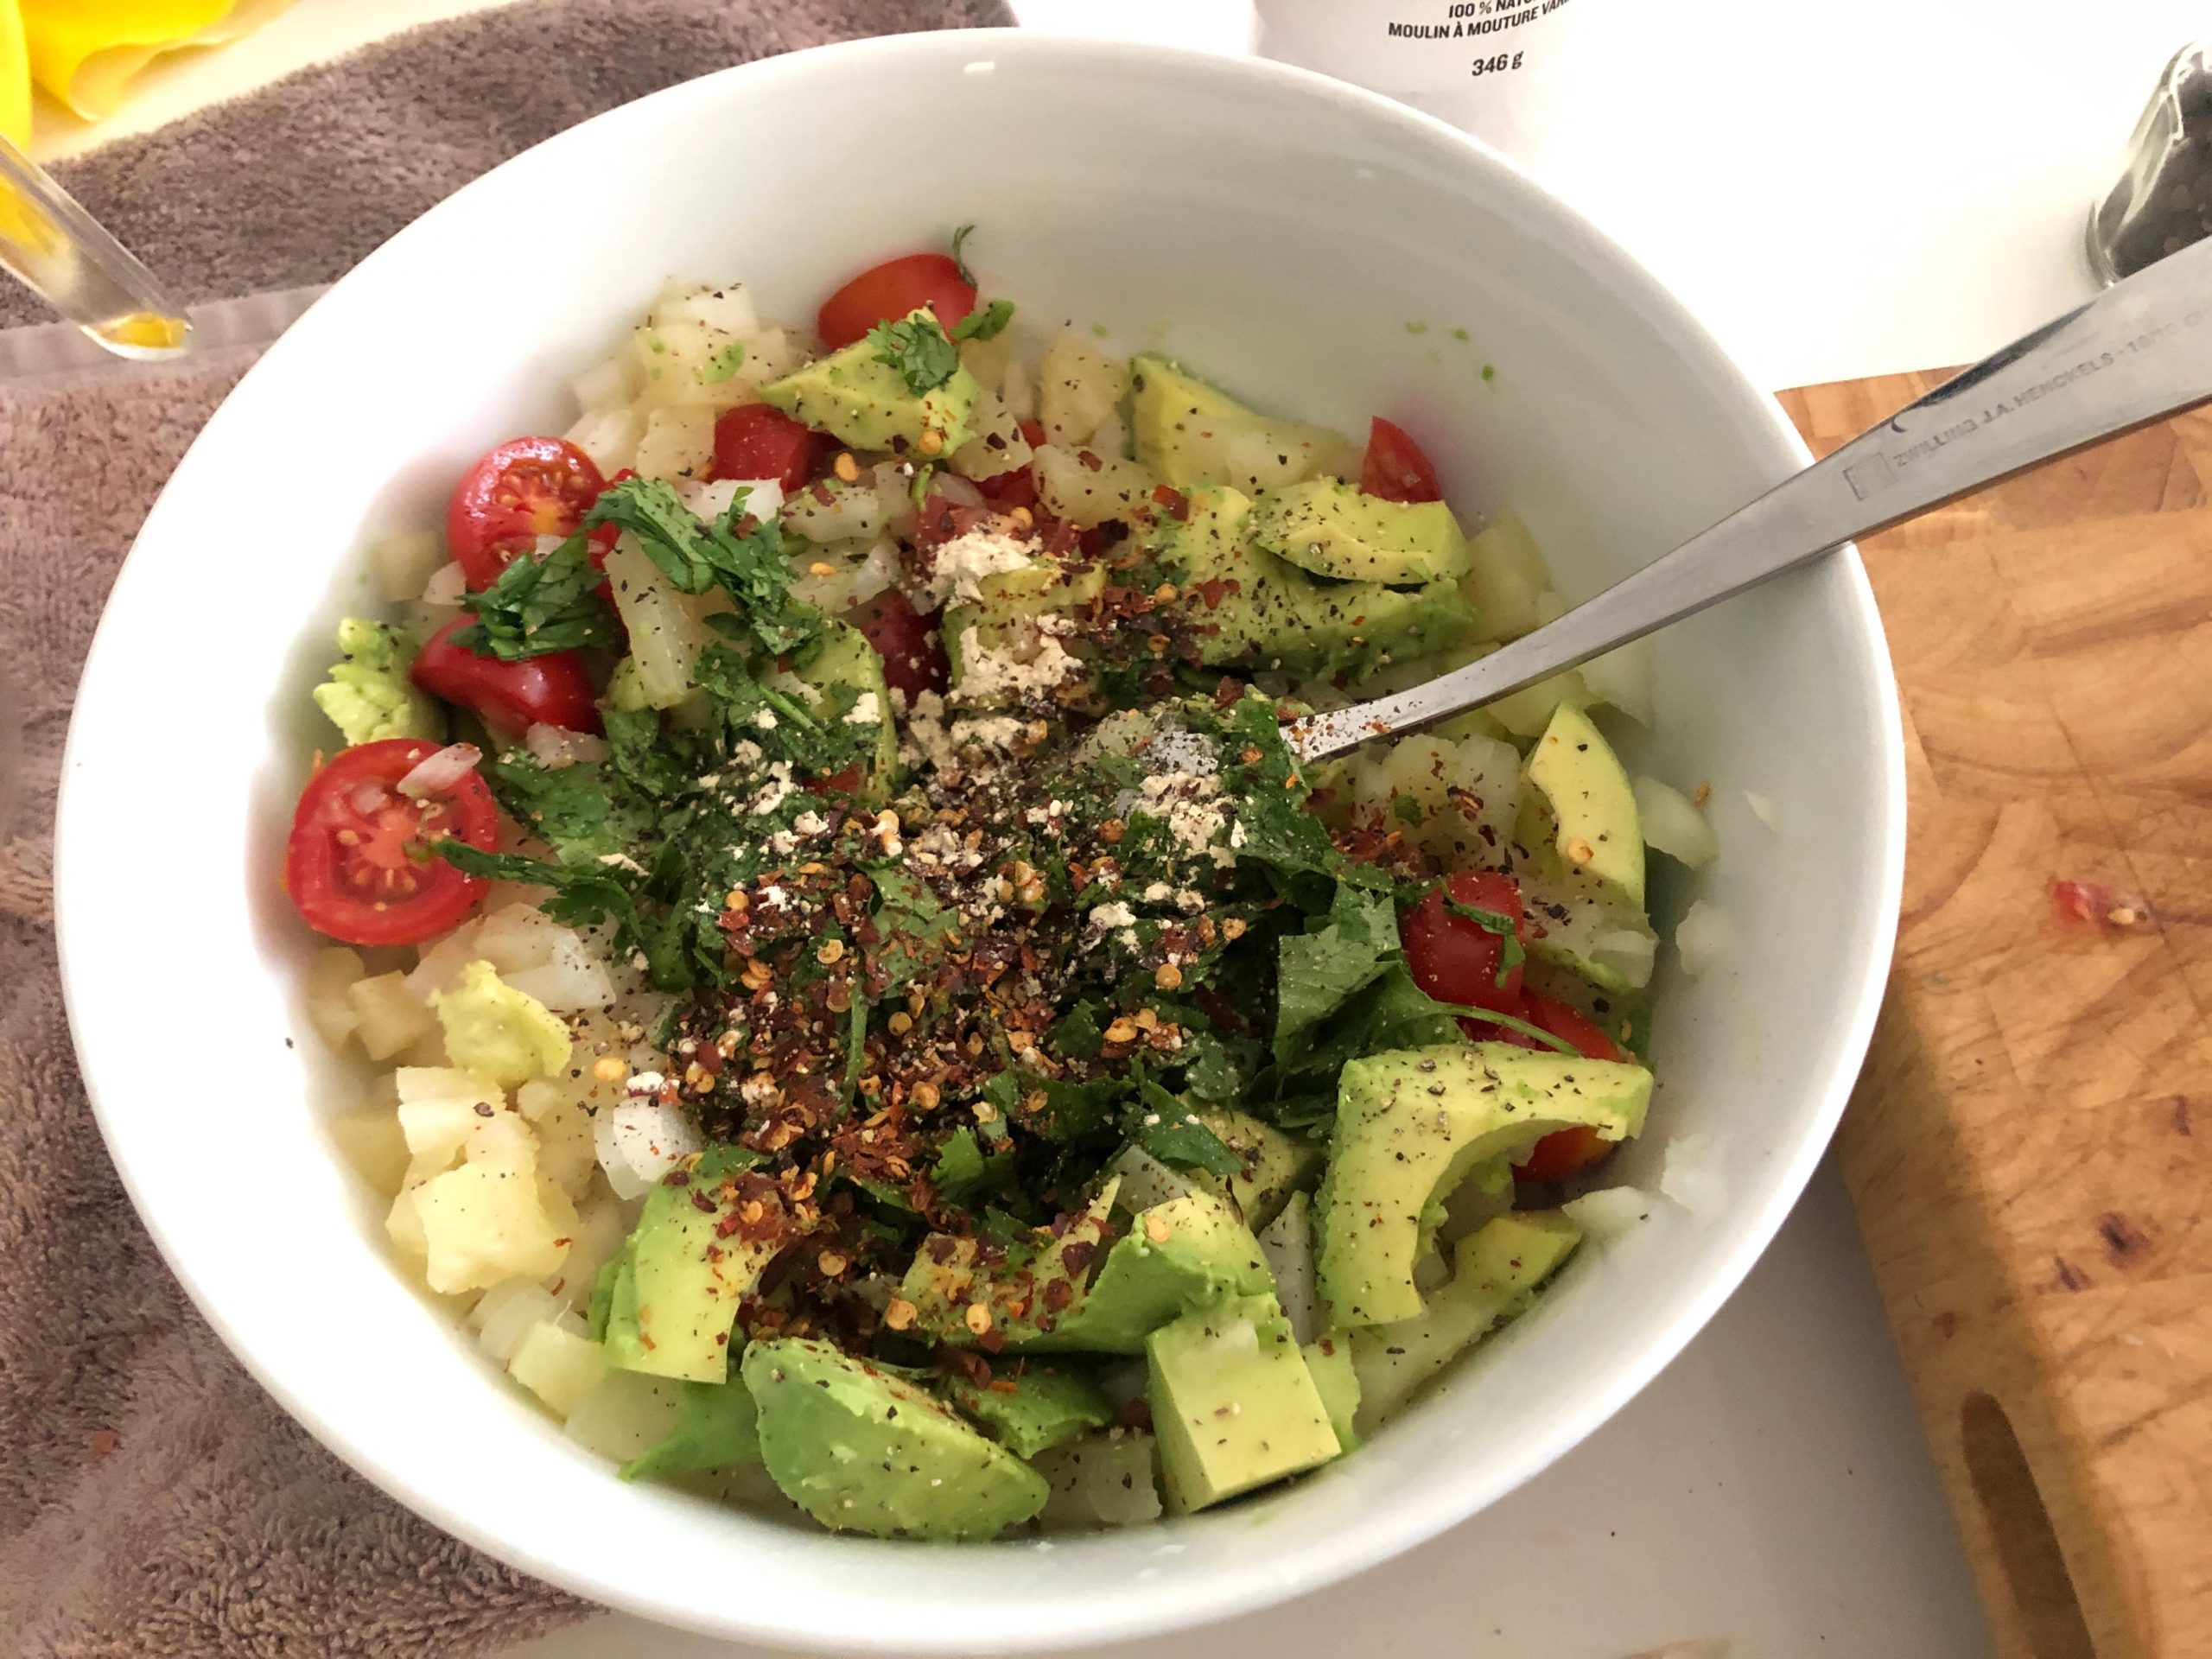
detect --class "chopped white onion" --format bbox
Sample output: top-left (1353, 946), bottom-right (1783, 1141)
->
top-left (1582, 635), bottom-right (1656, 724)
top-left (397, 741), bottom-right (481, 799)
top-left (370, 531), bottom-right (446, 605)
top-left (1745, 790), bottom-right (1780, 832)
top-left (421, 561), bottom-right (468, 607)
top-left (677, 476), bottom-right (780, 524)
top-left (405, 920), bottom-right (484, 1001)
top-left (524, 723), bottom-right (610, 770)
top-left (1035, 1431), bottom-right (1162, 1529)
top-left (1256, 1194), bottom-right (1319, 1344)
top-left (931, 470), bottom-right (986, 508)
top-left (473, 904), bottom-right (559, 972)
top-left (1103, 1146), bottom-right (1197, 1214)
top-left (563, 1370), bottom-right (685, 1461)
top-left (472, 1279), bottom-right (563, 1363)
top-left (870, 461), bottom-right (921, 538)
top-left (1674, 899), bottom-right (1732, 978)
top-left (848, 537), bottom-right (900, 606)
top-left (594, 1096), bottom-right (702, 1200)
top-left (1659, 1131), bottom-right (1729, 1218)
top-left (571, 354), bottom-right (640, 411)
top-left (503, 950), bottom-right (617, 1014)
top-left (1592, 927), bottom-right (1659, 987)
top-left (1562, 1185), bottom-right (1656, 1243)
top-left (1633, 775), bottom-right (1719, 869)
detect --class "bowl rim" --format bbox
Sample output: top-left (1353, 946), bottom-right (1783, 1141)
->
top-left (54, 27), bottom-right (1905, 1651)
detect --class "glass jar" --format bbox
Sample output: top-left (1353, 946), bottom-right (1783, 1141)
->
top-left (2088, 41), bottom-right (2212, 284)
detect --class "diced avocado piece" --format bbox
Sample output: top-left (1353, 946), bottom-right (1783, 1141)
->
top-left (742, 1338), bottom-right (1048, 1540)
top-left (947, 1364), bottom-right (1116, 1458)
top-left (899, 1182), bottom-right (1274, 1354)
top-left (313, 618), bottom-right (442, 746)
top-left (1524, 702), bottom-right (1643, 910)
top-left (1349, 1211), bottom-right (1581, 1433)
top-left (620, 1375), bottom-right (761, 1481)
top-left (1249, 479), bottom-right (1471, 586)
top-left (1303, 1332), bottom-right (1361, 1451)
top-left (1192, 1108), bottom-right (1323, 1230)
top-left (760, 308), bottom-right (977, 454)
top-left (942, 555), bottom-right (1107, 707)
top-left (429, 961), bottom-right (571, 1090)
top-left (1161, 486), bottom-right (1474, 679)
top-left (602, 1147), bottom-right (776, 1383)
top-left (1147, 1292), bottom-right (1341, 1514)
top-left (1043, 1189), bottom-right (1275, 1351)
top-left (587, 1256), bottom-right (621, 1340)
top-left (1129, 355), bottom-right (1348, 493)
top-left (785, 619), bottom-right (896, 794)
top-left (1317, 1044), bottom-right (1648, 1327)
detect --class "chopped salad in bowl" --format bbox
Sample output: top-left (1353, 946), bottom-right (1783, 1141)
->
top-left (287, 233), bottom-right (1716, 1541)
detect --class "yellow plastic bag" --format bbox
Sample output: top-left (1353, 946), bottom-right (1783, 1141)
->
top-left (21, 0), bottom-right (294, 122)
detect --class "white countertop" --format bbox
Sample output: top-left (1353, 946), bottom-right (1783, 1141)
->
top-left (43, 2), bottom-right (2197, 1652)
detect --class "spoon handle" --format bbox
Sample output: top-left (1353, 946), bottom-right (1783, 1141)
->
top-left (1291, 231), bottom-right (2212, 761)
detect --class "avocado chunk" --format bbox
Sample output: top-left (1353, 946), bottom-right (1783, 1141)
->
top-left (947, 1364), bottom-right (1116, 1458)
top-left (1162, 486), bottom-right (1474, 678)
top-left (620, 1375), bottom-right (761, 1481)
top-left (1249, 479), bottom-right (1471, 586)
top-left (601, 1147), bottom-right (776, 1383)
top-left (899, 1182), bottom-right (1274, 1354)
top-left (1317, 1044), bottom-right (1647, 1327)
top-left (429, 961), bottom-right (571, 1090)
top-left (742, 1338), bottom-right (1048, 1540)
top-left (942, 553), bottom-right (1107, 707)
top-left (1147, 1292), bottom-right (1342, 1514)
top-left (785, 619), bottom-right (896, 795)
top-left (1192, 1108), bottom-right (1323, 1230)
top-left (313, 618), bottom-right (441, 746)
top-left (760, 308), bottom-right (978, 454)
top-left (1129, 355), bottom-right (1347, 493)
top-left (1302, 1332), bottom-right (1361, 1451)
top-left (1350, 1211), bottom-right (1581, 1433)
top-left (1524, 702), bottom-right (1644, 910)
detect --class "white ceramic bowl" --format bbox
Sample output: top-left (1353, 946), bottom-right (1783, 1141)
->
top-left (56, 31), bottom-right (1904, 1654)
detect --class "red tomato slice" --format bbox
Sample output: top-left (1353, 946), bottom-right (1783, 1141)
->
top-left (284, 738), bottom-right (498, 946)
top-left (849, 589), bottom-right (949, 700)
top-left (712, 404), bottom-right (825, 493)
top-left (1509, 992), bottom-right (1630, 1182)
top-left (1361, 416), bottom-right (1444, 505)
top-left (817, 252), bottom-right (976, 351)
top-left (448, 436), bottom-right (607, 589)
top-left (975, 464), bottom-right (1039, 512)
top-left (1400, 870), bottom-right (1529, 1020)
top-left (413, 616), bottom-right (603, 738)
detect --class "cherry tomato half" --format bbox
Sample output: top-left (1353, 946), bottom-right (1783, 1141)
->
top-left (448, 436), bottom-right (607, 589)
top-left (284, 738), bottom-right (497, 946)
top-left (413, 616), bottom-right (602, 737)
top-left (1361, 416), bottom-right (1444, 505)
top-left (712, 404), bottom-right (826, 493)
top-left (1399, 870), bottom-right (1529, 1020)
top-left (849, 589), bottom-right (949, 700)
top-left (1508, 993), bottom-right (1629, 1182)
top-left (817, 252), bottom-right (976, 352)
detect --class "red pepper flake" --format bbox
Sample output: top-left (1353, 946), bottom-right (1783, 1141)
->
top-left (1151, 483), bottom-right (1191, 521)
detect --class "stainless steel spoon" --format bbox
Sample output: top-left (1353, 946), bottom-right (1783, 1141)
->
top-left (1289, 230), bottom-right (2212, 761)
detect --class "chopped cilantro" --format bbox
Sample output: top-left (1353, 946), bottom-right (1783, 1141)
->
top-left (867, 313), bottom-right (962, 394)
top-left (1272, 886), bottom-right (1400, 1065)
top-left (452, 532), bottom-right (620, 660)
top-left (1445, 897), bottom-right (1527, 986)
top-left (950, 223), bottom-right (978, 285)
top-left (951, 299), bottom-right (1014, 343)
top-left (583, 474), bottom-right (819, 658)
top-left (700, 340), bottom-right (747, 383)
top-left (1391, 795), bottom-right (1426, 827)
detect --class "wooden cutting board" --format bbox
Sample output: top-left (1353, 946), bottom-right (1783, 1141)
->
top-left (1777, 373), bottom-right (2212, 1659)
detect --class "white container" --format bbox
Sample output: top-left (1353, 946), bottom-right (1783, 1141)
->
top-left (54, 30), bottom-right (1903, 1655)
top-left (1255, 0), bottom-right (1605, 156)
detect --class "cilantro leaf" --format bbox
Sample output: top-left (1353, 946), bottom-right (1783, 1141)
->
top-left (700, 340), bottom-right (747, 384)
top-left (1446, 896), bottom-right (1527, 988)
top-left (1274, 962), bottom-right (1470, 1084)
top-left (1272, 885), bottom-right (1401, 1064)
top-left (868, 867), bottom-right (959, 996)
top-left (583, 474), bottom-right (820, 658)
top-left (452, 533), bottom-right (621, 660)
top-left (867, 314), bottom-right (961, 395)
top-left (1134, 1109), bottom-right (1243, 1179)
top-left (691, 645), bottom-right (868, 775)
top-left (951, 299), bottom-right (1014, 343)
top-left (481, 751), bottom-right (656, 868)
top-left (950, 223), bottom-right (977, 285)
top-left (931, 1127), bottom-right (988, 1193)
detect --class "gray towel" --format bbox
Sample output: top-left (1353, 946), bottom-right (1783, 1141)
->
top-left (0, 1), bottom-right (1008, 1653)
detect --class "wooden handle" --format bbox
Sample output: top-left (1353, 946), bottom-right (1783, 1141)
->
top-left (1781, 376), bottom-right (2212, 1659)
